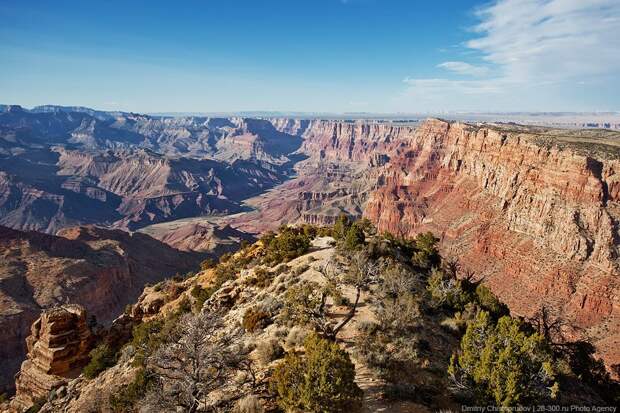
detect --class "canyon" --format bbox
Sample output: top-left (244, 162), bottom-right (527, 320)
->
top-left (230, 119), bottom-right (620, 373)
top-left (0, 224), bottom-right (202, 393)
top-left (1, 105), bottom-right (620, 399)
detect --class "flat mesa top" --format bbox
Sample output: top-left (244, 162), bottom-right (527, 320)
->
top-left (482, 122), bottom-right (620, 160)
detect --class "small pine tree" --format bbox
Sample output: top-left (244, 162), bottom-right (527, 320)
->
top-left (343, 222), bottom-right (366, 251)
top-left (412, 232), bottom-right (440, 269)
top-left (272, 334), bottom-right (363, 412)
top-left (333, 213), bottom-right (351, 241)
top-left (449, 311), bottom-right (557, 406)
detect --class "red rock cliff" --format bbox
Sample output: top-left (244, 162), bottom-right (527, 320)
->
top-left (294, 118), bottom-right (620, 370)
top-left (362, 119), bottom-right (620, 370)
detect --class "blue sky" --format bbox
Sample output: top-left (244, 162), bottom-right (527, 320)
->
top-left (1, 0), bottom-right (619, 113)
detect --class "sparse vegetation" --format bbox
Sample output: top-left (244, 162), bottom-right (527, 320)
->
top-left (59, 221), bottom-right (619, 411)
top-left (83, 343), bottom-right (118, 379)
top-left (272, 333), bottom-right (362, 412)
top-left (243, 306), bottom-right (271, 332)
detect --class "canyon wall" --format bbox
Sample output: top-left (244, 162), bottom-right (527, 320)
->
top-left (294, 119), bottom-right (620, 370)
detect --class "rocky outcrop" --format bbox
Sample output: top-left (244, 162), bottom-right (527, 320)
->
top-left (0, 225), bottom-right (202, 393)
top-left (10, 305), bottom-right (93, 412)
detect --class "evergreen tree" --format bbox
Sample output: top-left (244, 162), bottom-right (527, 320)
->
top-left (272, 334), bottom-right (363, 412)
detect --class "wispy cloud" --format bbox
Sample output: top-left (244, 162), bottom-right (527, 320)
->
top-left (404, 0), bottom-right (620, 110)
top-left (436, 61), bottom-right (489, 77)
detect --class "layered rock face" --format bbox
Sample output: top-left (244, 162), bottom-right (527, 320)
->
top-left (10, 305), bottom-right (93, 412)
top-left (0, 225), bottom-right (202, 393)
top-left (361, 120), bottom-right (620, 369)
top-left (299, 120), bottom-right (403, 163)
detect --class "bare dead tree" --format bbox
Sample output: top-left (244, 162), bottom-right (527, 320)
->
top-left (379, 260), bottom-right (419, 303)
top-left (527, 305), bottom-right (565, 344)
top-left (144, 312), bottom-right (243, 413)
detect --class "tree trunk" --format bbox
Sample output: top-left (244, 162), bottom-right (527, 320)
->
top-left (331, 287), bottom-right (361, 339)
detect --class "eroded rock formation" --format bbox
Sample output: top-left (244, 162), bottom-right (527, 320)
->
top-left (10, 305), bottom-right (93, 412)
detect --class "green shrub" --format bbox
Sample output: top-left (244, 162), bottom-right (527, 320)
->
top-left (448, 311), bottom-right (557, 406)
top-left (190, 285), bottom-right (212, 312)
top-left (242, 307), bottom-right (271, 332)
top-left (411, 232), bottom-right (440, 269)
top-left (109, 368), bottom-right (153, 412)
top-left (332, 213), bottom-right (351, 241)
top-left (343, 222), bottom-right (366, 251)
top-left (83, 343), bottom-right (118, 379)
top-left (272, 334), bottom-right (363, 412)
top-left (129, 319), bottom-right (165, 367)
top-left (262, 228), bottom-right (311, 265)
top-left (475, 284), bottom-right (508, 316)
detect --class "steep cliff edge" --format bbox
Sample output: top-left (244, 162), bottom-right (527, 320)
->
top-left (362, 119), bottom-right (620, 370)
top-left (0, 225), bottom-right (202, 394)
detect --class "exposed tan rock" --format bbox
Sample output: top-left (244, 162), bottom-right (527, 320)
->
top-left (10, 305), bottom-right (93, 412)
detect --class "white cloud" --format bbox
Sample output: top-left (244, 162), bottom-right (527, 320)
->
top-left (404, 0), bottom-right (620, 110)
top-left (403, 77), bottom-right (504, 95)
top-left (437, 61), bottom-right (490, 77)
